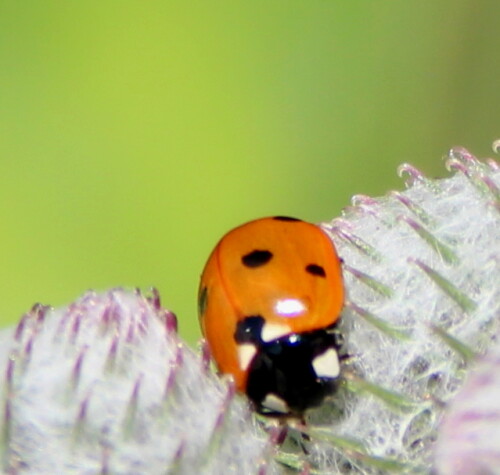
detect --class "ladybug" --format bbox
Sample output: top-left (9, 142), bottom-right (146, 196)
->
top-left (198, 216), bottom-right (344, 416)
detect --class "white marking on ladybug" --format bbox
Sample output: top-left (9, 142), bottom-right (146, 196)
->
top-left (262, 393), bottom-right (289, 414)
top-left (261, 323), bottom-right (291, 343)
top-left (312, 348), bottom-right (340, 379)
top-left (238, 343), bottom-right (257, 371)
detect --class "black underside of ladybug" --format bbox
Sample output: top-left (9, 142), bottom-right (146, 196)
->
top-left (235, 316), bottom-right (343, 415)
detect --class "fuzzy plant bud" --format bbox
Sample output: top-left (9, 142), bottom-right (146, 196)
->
top-left (293, 146), bottom-right (499, 474)
top-left (434, 334), bottom-right (500, 475)
top-left (0, 146), bottom-right (498, 474)
top-left (0, 290), bottom-right (275, 474)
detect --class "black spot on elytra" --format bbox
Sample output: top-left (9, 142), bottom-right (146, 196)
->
top-left (273, 216), bottom-right (302, 222)
top-left (305, 264), bottom-right (326, 277)
top-left (242, 250), bottom-right (273, 268)
top-left (234, 316), bottom-right (265, 344)
top-left (198, 286), bottom-right (208, 317)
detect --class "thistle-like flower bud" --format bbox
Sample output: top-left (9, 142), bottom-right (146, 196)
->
top-left (1, 290), bottom-right (274, 474)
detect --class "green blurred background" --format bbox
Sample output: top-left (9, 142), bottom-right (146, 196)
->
top-left (1, 1), bottom-right (499, 344)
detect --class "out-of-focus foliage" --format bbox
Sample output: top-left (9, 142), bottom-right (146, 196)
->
top-left (1, 1), bottom-right (499, 343)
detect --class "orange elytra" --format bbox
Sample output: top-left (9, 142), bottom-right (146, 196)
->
top-left (198, 216), bottom-right (344, 415)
